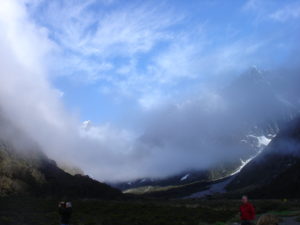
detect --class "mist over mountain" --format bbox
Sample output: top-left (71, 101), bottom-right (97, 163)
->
top-left (0, 0), bottom-right (300, 183)
top-left (225, 116), bottom-right (300, 198)
top-left (132, 67), bottom-right (299, 172)
top-left (0, 112), bottom-right (121, 198)
top-left (117, 116), bottom-right (300, 199)
top-left (112, 67), bottom-right (300, 188)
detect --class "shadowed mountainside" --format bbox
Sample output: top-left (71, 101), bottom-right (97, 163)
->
top-left (0, 114), bottom-right (122, 199)
top-left (226, 116), bottom-right (300, 198)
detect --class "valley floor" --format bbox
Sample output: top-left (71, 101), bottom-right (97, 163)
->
top-left (0, 198), bottom-right (300, 225)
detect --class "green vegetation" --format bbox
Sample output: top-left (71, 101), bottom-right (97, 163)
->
top-left (124, 179), bottom-right (225, 198)
top-left (0, 142), bottom-right (46, 196)
top-left (0, 198), bottom-right (299, 225)
top-left (123, 180), bottom-right (209, 195)
top-left (0, 141), bottom-right (122, 199)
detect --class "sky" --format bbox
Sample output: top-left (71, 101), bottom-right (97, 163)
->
top-left (0, 0), bottom-right (300, 182)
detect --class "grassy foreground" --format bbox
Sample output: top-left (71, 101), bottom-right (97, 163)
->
top-left (0, 197), bottom-right (299, 225)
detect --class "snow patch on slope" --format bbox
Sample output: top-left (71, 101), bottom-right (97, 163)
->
top-left (231, 134), bottom-right (275, 176)
top-left (231, 156), bottom-right (257, 176)
top-left (180, 174), bottom-right (190, 181)
top-left (247, 134), bottom-right (273, 147)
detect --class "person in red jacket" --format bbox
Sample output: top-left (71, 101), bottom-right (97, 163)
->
top-left (240, 195), bottom-right (255, 225)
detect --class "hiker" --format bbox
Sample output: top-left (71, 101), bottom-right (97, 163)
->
top-left (58, 199), bottom-right (72, 225)
top-left (257, 214), bottom-right (279, 225)
top-left (240, 195), bottom-right (255, 225)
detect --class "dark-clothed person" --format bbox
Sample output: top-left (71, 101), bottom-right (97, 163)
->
top-left (58, 201), bottom-right (72, 225)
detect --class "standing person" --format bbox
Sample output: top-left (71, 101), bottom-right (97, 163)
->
top-left (240, 195), bottom-right (255, 225)
top-left (58, 199), bottom-right (72, 225)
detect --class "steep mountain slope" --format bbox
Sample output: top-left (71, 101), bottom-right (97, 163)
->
top-left (113, 67), bottom-right (299, 192)
top-left (226, 116), bottom-right (300, 198)
top-left (128, 116), bottom-right (300, 199)
top-left (0, 114), bottom-right (122, 199)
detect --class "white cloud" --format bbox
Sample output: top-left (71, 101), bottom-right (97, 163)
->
top-left (29, 0), bottom-right (190, 103)
top-left (0, 0), bottom-right (140, 182)
top-left (269, 2), bottom-right (300, 22)
top-left (0, 0), bottom-right (76, 157)
top-left (0, 0), bottom-right (53, 75)
top-left (138, 92), bottom-right (167, 110)
top-left (26, 0), bottom-right (278, 109)
top-left (89, 6), bottom-right (176, 56)
top-left (242, 0), bottom-right (261, 11)
top-left (242, 0), bottom-right (300, 23)
top-left (35, 1), bottom-right (180, 60)
top-left (1, 0), bottom-right (300, 183)
top-left (153, 41), bottom-right (202, 82)
top-left (79, 120), bottom-right (135, 154)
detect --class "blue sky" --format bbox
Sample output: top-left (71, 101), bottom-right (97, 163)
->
top-left (26, 0), bottom-right (300, 126)
top-left (1, 0), bottom-right (300, 181)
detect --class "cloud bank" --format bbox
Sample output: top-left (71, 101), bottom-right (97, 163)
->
top-left (0, 0), bottom-right (300, 182)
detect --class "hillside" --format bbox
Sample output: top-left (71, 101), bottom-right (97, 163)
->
top-left (0, 115), bottom-right (122, 199)
top-left (122, 116), bottom-right (300, 199)
top-left (226, 116), bottom-right (300, 198)
top-left (113, 67), bottom-right (299, 193)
